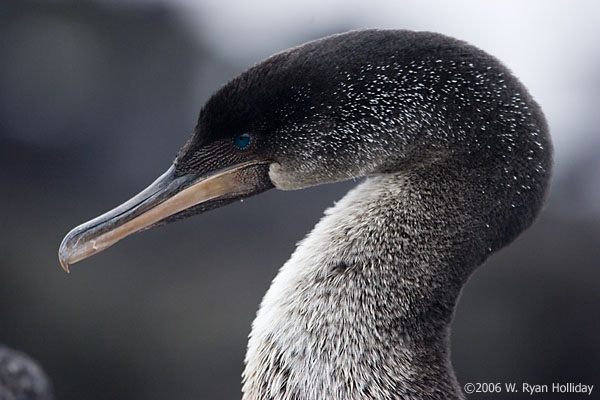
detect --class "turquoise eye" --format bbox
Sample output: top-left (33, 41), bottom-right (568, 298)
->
top-left (234, 132), bottom-right (251, 149)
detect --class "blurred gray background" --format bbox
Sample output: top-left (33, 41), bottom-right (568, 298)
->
top-left (1, 0), bottom-right (599, 399)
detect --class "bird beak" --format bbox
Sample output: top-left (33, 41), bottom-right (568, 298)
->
top-left (58, 160), bottom-right (272, 272)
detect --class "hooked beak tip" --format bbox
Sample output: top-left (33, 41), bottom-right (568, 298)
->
top-left (58, 236), bottom-right (72, 273)
top-left (60, 260), bottom-right (70, 274)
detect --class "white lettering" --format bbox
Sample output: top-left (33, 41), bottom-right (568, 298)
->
top-left (523, 383), bottom-right (547, 394)
top-left (551, 383), bottom-right (594, 395)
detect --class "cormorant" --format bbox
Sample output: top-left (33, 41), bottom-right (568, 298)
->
top-left (58, 29), bottom-right (552, 399)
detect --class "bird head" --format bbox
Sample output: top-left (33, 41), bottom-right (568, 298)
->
top-left (58, 29), bottom-right (552, 272)
top-left (58, 31), bottom-right (402, 271)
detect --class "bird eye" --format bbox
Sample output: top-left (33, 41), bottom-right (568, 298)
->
top-left (233, 132), bottom-right (251, 150)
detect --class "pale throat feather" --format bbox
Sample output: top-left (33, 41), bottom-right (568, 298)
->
top-left (242, 172), bottom-right (464, 400)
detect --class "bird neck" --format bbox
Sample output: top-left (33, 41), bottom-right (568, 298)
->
top-left (243, 169), bottom-right (480, 400)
